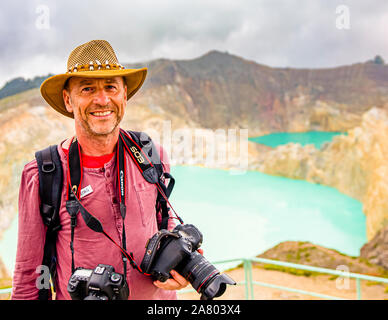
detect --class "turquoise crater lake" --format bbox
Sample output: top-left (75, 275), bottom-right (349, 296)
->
top-left (249, 131), bottom-right (346, 149)
top-left (170, 166), bottom-right (366, 269)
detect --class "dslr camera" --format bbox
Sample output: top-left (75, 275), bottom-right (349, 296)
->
top-left (67, 264), bottom-right (129, 300)
top-left (140, 224), bottom-right (236, 300)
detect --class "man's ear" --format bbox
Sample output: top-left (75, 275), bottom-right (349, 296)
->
top-left (63, 88), bottom-right (73, 113)
top-left (122, 77), bottom-right (127, 100)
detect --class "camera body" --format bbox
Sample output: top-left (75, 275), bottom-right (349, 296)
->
top-left (145, 224), bottom-right (202, 282)
top-left (67, 264), bottom-right (129, 300)
top-left (140, 224), bottom-right (235, 300)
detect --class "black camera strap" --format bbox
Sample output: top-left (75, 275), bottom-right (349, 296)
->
top-left (117, 132), bottom-right (128, 276)
top-left (65, 130), bottom-right (183, 276)
top-left (66, 136), bottom-right (133, 275)
top-left (119, 130), bottom-right (182, 224)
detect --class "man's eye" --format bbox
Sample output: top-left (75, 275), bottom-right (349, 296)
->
top-left (106, 85), bottom-right (116, 90)
top-left (81, 87), bottom-right (93, 92)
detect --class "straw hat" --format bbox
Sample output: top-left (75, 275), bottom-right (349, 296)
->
top-left (40, 40), bottom-right (147, 118)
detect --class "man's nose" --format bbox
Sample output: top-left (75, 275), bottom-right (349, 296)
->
top-left (93, 88), bottom-right (110, 106)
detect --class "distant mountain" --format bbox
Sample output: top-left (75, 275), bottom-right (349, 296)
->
top-left (126, 50), bottom-right (388, 135)
top-left (0, 74), bottom-right (53, 100)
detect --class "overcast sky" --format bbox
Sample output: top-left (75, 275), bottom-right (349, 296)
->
top-left (1, 0), bottom-right (387, 88)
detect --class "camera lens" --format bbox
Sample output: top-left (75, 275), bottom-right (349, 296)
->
top-left (180, 252), bottom-right (218, 290)
top-left (177, 251), bottom-right (235, 300)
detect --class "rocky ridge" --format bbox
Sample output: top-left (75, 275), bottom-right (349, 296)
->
top-left (127, 51), bottom-right (388, 136)
top-left (257, 241), bottom-right (387, 276)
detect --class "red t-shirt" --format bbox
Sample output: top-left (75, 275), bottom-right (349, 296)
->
top-left (63, 148), bottom-right (115, 168)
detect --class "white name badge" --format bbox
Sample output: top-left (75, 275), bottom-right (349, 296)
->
top-left (80, 185), bottom-right (93, 198)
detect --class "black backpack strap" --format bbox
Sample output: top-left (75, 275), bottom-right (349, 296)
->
top-left (127, 131), bottom-right (174, 230)
top-left (35, 145), bottom-right (63, 300)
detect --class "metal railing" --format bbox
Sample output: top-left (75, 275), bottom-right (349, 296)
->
top-left (178, 257), bottom-right (388, 300)
top-left (2, 257), bottom-right (388, 300)
top-left (0, 287), bottom-right (11, 295)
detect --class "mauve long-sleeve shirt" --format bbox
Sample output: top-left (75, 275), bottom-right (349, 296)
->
top-left (12, 139), bottom-right (177, 300)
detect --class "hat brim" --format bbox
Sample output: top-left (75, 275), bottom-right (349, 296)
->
top-left (40, 67), bottom-right (147, 118)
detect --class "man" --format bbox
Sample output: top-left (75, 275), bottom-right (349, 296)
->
top-left (12, 40), bottom-right (189, 300)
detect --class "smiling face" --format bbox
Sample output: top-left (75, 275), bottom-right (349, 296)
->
top-left (63, 76), bottom-right (127, 138)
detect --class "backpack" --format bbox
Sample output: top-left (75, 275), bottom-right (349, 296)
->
top-left (34, 130), bottom-right (174, 300)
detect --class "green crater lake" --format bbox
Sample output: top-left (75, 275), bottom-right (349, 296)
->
top-left (170, 166), bottom-right (366, 270)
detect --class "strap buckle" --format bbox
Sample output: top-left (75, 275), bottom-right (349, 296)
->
top-left (42, 160), bottom-right (55, 173)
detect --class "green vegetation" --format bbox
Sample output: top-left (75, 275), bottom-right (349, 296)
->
top-left (0, 74), bottom-right (52, 100)
top-left (373, 55), bottom-right (385, 65)
top-left (259, 264), bottom-right (321, 277)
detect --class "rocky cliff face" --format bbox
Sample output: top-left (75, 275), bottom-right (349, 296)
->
top-left (250, 107), bottom-right (388, 244)
top-left (0, 89), bottom-right (74, 235)
top-left (361, 224), bottom-right (388, 270)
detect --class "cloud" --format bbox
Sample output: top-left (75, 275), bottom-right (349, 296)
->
top-left (1, 0), bottom-right (388, 87)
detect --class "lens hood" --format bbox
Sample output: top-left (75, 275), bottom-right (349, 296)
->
top-left (201, 273), bottom-right (236, 300)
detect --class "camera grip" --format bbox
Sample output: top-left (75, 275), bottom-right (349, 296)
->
top-left (150, 240), bottom-right (192, 282)
top-left (140, 230), bottom-right (180, 274)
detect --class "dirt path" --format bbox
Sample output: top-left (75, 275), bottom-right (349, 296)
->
top-left (177, 267), bottom-right (388, 300)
